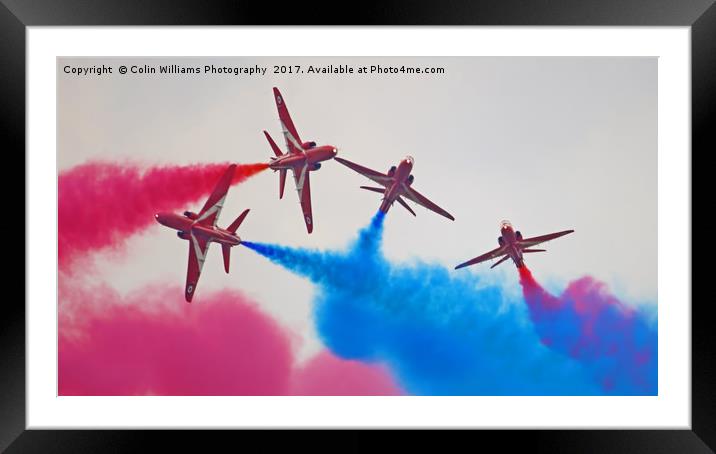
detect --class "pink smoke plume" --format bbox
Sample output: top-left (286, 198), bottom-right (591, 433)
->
top-left (290, 351), bottom-right (404, 396)
top-left (59, 284), bottom-right (404, 396)
top-left (58, 161), bottom-right (268, 270)
top-left (518, 267), bottom-right (657, 394)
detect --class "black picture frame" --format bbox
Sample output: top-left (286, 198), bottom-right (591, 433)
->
top-left (4, 0), bottom-right (711, 451)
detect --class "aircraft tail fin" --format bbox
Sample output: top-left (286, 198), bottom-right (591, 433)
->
top-left (264, 130), bottom-right (283, 157)
top-left (396, 195), bottom-right (416, 217)
top-left (222, 244), bottom-right (231, 273)
top-left (523, 249), bottom-right (546, 253)
top-left (228, 209), bottom-right (250, 233)
top-left (279, 169), bottom-right (287, 199)
top-left (490, 255), bottom-right (511, 269)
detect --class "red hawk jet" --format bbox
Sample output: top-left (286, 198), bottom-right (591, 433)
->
top-left (154, 164), bottom-right (250, 302)
top-left (263, 87), bottom-right (338, 233)
top-left (334, 155), bottom-right (454, 220)
top-left (455, 220), bottom-right (574, 270)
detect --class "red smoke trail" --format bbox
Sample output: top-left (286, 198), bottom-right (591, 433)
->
top-left (57, 161), bottom-right (402, 395)
top-left (58, 161), bottom-right (268, 270)
top-left (59, 283), bottom-right (404, 396)
top-left (518, 266), bottom-right (656, 394)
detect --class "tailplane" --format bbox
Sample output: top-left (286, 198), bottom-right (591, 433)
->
top-left (264, 130), bottom-right (283, 157)
top-left (228, 209), bottom-right (250, 233)
top-left (222, 208), bottom-right (250, 274)
top-left (490, 255), bottom-right (511, 269)
top-left (360, 186), bottom-right (385, 194)
top-left (396, 196), bottom-right (416, 217)
top-left (222, 244), bottom-right (231, 273)
top-left (523, 249), bottom-right (546, 253)
top-left (279, 169), bottom-right (287, 199)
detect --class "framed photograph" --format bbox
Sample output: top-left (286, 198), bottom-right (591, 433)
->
top-left (6, 0), bottom-right (711, 451)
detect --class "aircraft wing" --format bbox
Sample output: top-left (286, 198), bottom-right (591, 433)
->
top-left (402, 186), bottom-right (455, 221)
top-left (455, 246), bottom-right (507, 270)
top-left (185, 233), bottom-right (211, 302)
top-left (334, 157), bottom-right (393, 186)
top-left (518, 230), bottom-right (574, 248)
top-left (292, 163), bottom-right (314, 233)
top-left (196, 164), bottom-right (236, 226)
top-left (273, 87), bottom-right (304, 155)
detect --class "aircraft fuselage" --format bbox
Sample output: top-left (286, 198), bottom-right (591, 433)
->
top-left (499, 224), bottom-right (525, 268)
top-left (268, 144), bottom-right (337, 171)
top-left (380, 156), bottom-right (414, 213)
top-left (155, 212), bottom-right (241, 246)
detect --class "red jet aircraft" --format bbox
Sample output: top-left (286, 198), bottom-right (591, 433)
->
top-left (155, 164), bottom-right (250, 302)
top-left (455, 220), bottom-right (574, 270)
top-left (334, 155), bottom-right (454, 220)
top-left (263, 87), bottom-right (338, 233)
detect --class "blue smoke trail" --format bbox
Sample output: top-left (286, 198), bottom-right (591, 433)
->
top-left (243, 211), bottom-right (605, 395)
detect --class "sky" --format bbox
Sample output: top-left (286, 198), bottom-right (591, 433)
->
top-left (57, 56), bottom-right (656, 366)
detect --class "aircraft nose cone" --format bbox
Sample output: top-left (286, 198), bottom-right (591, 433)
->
top-left (332, 147), bottom-right (338, 157)
top-left (154, 213), bottom-right (167, 226)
